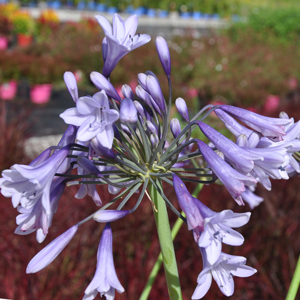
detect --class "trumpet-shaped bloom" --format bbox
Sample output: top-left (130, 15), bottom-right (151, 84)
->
top-left (192, 250), bottom-right (257, 299)
top-left (15, 178), bottom-right (66, 243)
top-left (197, 140), bottom-right (257, 205)
top-left (0, 145), bottom-right (71, 215)
top-left (96, 14), bottom-right (151, 77)
top-left (197, 121), bottom-right (263, 174)
top-left (83, 223), bottom-right (124, 300)
top-left (173, 174), bottom-right (250, 264)
top-left (220, 105), bottom-right (292, 140)
top-left (60, 90), bottom-right (119, 149)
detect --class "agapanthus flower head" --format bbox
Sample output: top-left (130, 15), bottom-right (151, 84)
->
top-left (95, 13), bottom-right (151, 77)
top-left (2, 13), bottom-right (299, 300)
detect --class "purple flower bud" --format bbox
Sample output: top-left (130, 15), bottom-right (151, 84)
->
top-left (137, 73), bottom-right (148, 90)
top-left (134, 100), bottom-right (145, 118)
top-left (93, 210), bottom-right (129, 222)
top-left (175, 97), bottom-right (189, 122)
top-left (173, 174), bottom-right (204, 231)
top-left (197, 140), bottom-right (257, 205)
top-left (156, 36), bottom-right (171, 76)
top-left (147, 121), bottom-right (158, 136)
top-left (26, 224), bottom-right (78, 273)
top-left (122, 84), bottom-right (134, 99)
top-left (170, 118), bottom-right (181, 138)
top-left (150, 134), bottom-right (159, 147)
top-left (136, 85), bottom-right (162, 116)
top-left (64, 72), bottom-right (78, 103)
top-left (121, 123), bottom-right (131, 135)
top-left (91, 136), bottom-right (116, 159)
top-left (146, 75), bottom-right (166, 112)
top-left (77, 156), bottom-right (103, 177)
top-left (90, 71), bottom-right (122, 102)
top-left (120, 98), bottom-right (138, 123)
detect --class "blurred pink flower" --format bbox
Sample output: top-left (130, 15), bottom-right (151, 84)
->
top-left (187, 88), bottom-right (198, 98)
top-left (129, 79), bottom-right (138, 91)
top-left (288, 77), bottom-right (298, 90)
top-left (264, 95), bottom-right (280, 112)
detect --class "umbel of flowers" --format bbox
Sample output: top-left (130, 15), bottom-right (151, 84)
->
top-left (1, 13), bottom-right (300, 300)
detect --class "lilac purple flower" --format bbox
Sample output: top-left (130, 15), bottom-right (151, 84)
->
top-left (60, 90), bottom-right (119, 149)
top-left (95, 14), bottom-right (151, 77)
top-left (83, 223), bottom-right (124, 300)
top-left (192, 250), bottom-right (257, 299)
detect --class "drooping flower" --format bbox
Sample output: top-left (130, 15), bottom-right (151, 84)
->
top-left (83, 223), bottom-right (124, 300)
top-left (95, 13), bottom-right (151, 77)
top-left (60, 90), bottom-right (119, 149)
top-left (173, 174), bottom-right (250, 264)
top-left (197, 121), bottom-right (263, 174)
top-left (219, 105), bottom-right (292, 140)
top-left (15, 177), bottom-right (67, 243)
top-left (197, 140), bottom-right (257, 205)
top-left (192, 250), bottom-right (257, 299)
top-left (0, 145), bottom-right (71, 215)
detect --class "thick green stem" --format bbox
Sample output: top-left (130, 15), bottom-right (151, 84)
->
top-left (148, 181), bottom-right (183, 300)
top-left (286, 253), bottom-right (300, 300)
top-left (140, 183), bottom-right (203, 300)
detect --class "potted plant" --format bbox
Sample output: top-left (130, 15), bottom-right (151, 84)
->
top-left (36, 9), bottom-right (59, 42)
top-left (11, 11), bottom-right (35, 48)
top-left (0, 3), bottom-right (17, 50)
top-left (0, 51), bottom-right (21, 100)
top-left (23, 55), bottom-right (67, 104)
